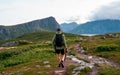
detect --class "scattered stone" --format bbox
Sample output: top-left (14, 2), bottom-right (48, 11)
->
top-left (72, 58), bottom-right (82, 63)
top-left (1, 41), bottom-right (19, 47)
top-left (88, 63), bottom-right (94, 69)
top-left (0, 47), bottom-right (4, 50)
top-left (35, 64), bottom-right (40, 68)
top-left (43, 61), bottom-right (49, 65)
top-left (73, 66), bottom-right (85, 71)
top-left (67, 55), bottom-right (75, 59)
top-left (45, 65), bottom-right (51, 68)
top-left (37, 71), bottom-right (41, 74)
top-left (88, 56), bottom-right (93, 59)
top-left (81, 50), bottom-right (85, 53)
top-left (54, 70), bottom-right (65, 74)
top-left (16, 71), bottom-right (23, 75)
top-left (8, 72), bottom-right (14, 75)
top-left (1, 71), bottom-right (5, 74)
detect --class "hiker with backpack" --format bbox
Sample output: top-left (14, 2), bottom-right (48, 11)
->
top-left (52, 28), bottom-right (67, 68)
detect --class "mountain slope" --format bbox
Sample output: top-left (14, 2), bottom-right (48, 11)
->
top-left (0, 17), bottom-right (60, 41)
top-left (60, 22), bottom-right (78, 32)
top-left (70, 19), bottom-right (120, 34)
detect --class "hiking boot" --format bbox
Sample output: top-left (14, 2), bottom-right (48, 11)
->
top-left (60, 61), bottom-right (64, 68)
top-left (57, 63), bottom-right (61, 67)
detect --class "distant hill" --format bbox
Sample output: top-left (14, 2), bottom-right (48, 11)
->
top-left (0, 31), bottom-right (79, 46)
top-left (0, 17), bottom-right (60, 42)
top-left (70, 19), bottom-right (120, 34)
top-left (60, 22), bottom-right (78, 32)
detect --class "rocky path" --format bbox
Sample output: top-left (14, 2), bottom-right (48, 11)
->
top-left (50, 54), bottom-right (78, 75)
top-left (71, 44), bottom-right (120, 75)
top-left (51, 43), bottom-right (120, 75)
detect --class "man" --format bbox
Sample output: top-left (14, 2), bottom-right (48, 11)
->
top-left (52, 28), bottom-right (67, 68)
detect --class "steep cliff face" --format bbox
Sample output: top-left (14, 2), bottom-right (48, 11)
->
top-left (0, 17), bottom-right (60, 41)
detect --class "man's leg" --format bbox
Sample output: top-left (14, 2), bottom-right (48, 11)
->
top-left (57, 54), bottom-right (61, 63)
top-left (62, 54), bottom-right (66, 61)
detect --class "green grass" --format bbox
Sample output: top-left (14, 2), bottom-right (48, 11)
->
top-left (79, 67), bottom-right (91, 75)
top-left (1, 31), bottom-right (120, 75)
top-left (98, 64), bottom-right (120, 75)
top-left (67, 65), bottom-right (77, 74)
top-left (0, 31), bottom-right (78, 74)
top-left (69, 48), bottom-right (76, 56)
top-left (0, 44), bottom-right (57, 74)
top-left (80, 34), bottom-right (120, 63)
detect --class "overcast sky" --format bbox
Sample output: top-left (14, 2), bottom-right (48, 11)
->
top-left (0, 0), bottom-right (119, 25)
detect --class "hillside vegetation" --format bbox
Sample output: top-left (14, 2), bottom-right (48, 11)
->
top-left (77, 33), bottom-right (120, 63)
top-left (0, 31), bottom-right (79, 75)
top-left (0, 32), bottom-right (120, 75)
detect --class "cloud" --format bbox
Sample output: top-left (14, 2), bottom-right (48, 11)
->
top-left (65, 16), bottom-right (80, 23)
top-left (90, 1), bottom-right (120, 21)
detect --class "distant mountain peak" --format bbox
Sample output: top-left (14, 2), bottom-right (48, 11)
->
top-left (0, 16), bottom-right (60, 42)
top-left (70, 19), bottom-right (120, 34)
top-left (60, 22), bottom-right (78, 32)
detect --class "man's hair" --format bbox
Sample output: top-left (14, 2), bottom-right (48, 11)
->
top-left (57, 28), bottom-right (61, 31)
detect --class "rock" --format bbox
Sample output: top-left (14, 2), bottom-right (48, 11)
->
top-left (1, 41), bottom-right (19, 47)
top-left (45, 65), bottom-right (51, 68)
top-left (88, 56), bottom-right (93, 59)
top-left (43, 61), bottom-right (49, 65)
top-left (80, 61), bottom-right (86, 66)
top-left (0, 47), bottom-right (4, 50)
top-left (72, 58), bottom-right (83, 64)
top-left (35, 65), bottom-right (40, 68)
top-left (67, 55), bottom-right (75, 59)
top-left (37, 71), bottom-right (41, 75)
top-left (81, 50), bottom-right (85, 53)
top-left (73, 66), bottom-right (85, 71)
top-left (54, 70), bottom-right (65, 74)
top-left (87, 63), bottom-right (94, 69)
top-left (8, 72), bottom-right (14, 75)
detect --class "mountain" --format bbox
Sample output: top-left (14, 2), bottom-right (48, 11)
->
top-left (60, 22), bottom-right (78, 32)
top-left (70, 19), bottom-right (120, 34)
top-left (0, 17), bottom-right (60, 42)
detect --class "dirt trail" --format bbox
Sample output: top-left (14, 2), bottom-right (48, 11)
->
top-left (72, 43), bottom-right (120, 75)
top-left (50, 43), bottom-right (120, 75)
top-left (50, 47), bottom-right (78, 75)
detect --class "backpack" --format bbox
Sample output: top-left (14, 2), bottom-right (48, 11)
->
top-left (55, 33), bottom-right (64, 47)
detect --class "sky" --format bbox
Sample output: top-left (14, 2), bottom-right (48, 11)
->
top-left (0, 0), bottom-right (120, 25)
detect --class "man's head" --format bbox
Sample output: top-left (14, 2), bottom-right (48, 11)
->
top-left (57, 28), bottom-right (61, 32)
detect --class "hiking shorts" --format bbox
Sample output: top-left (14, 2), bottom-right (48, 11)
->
top-left (55, 49), bottom-right (64, 55)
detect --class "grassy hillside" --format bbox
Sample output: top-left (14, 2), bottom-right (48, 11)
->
top-left (0, 31), bottom-right (79, 74)
top-left (0, 32), bottom-right (120, 75)
top-left (77, 33), bottom-right (120, 63)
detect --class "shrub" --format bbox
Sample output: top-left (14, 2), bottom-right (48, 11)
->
top-left (69, 49), bottom-right (75, 56)
top-left (95, 45), bottom-right (118, 52)
top-left (79, 67), bottom-right (91, 75)
top-left (99, 65), bottom-right (120, 75)
top-left (67, 65), bottom-right (77, 74)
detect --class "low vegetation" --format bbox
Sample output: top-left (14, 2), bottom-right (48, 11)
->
top-left (0, 31), bottom-right (78, 74)
top-left (98, 64), bottom-right (120, 75)
top-left (79, 34), bottom-right (120, 63)
top-left (0, 32), bottom-right (120, 75)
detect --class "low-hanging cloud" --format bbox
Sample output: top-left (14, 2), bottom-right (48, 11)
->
top-left (65, 16), bottom-right (80, 23)
top-left (90, 1), bottom-right (120, 21)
